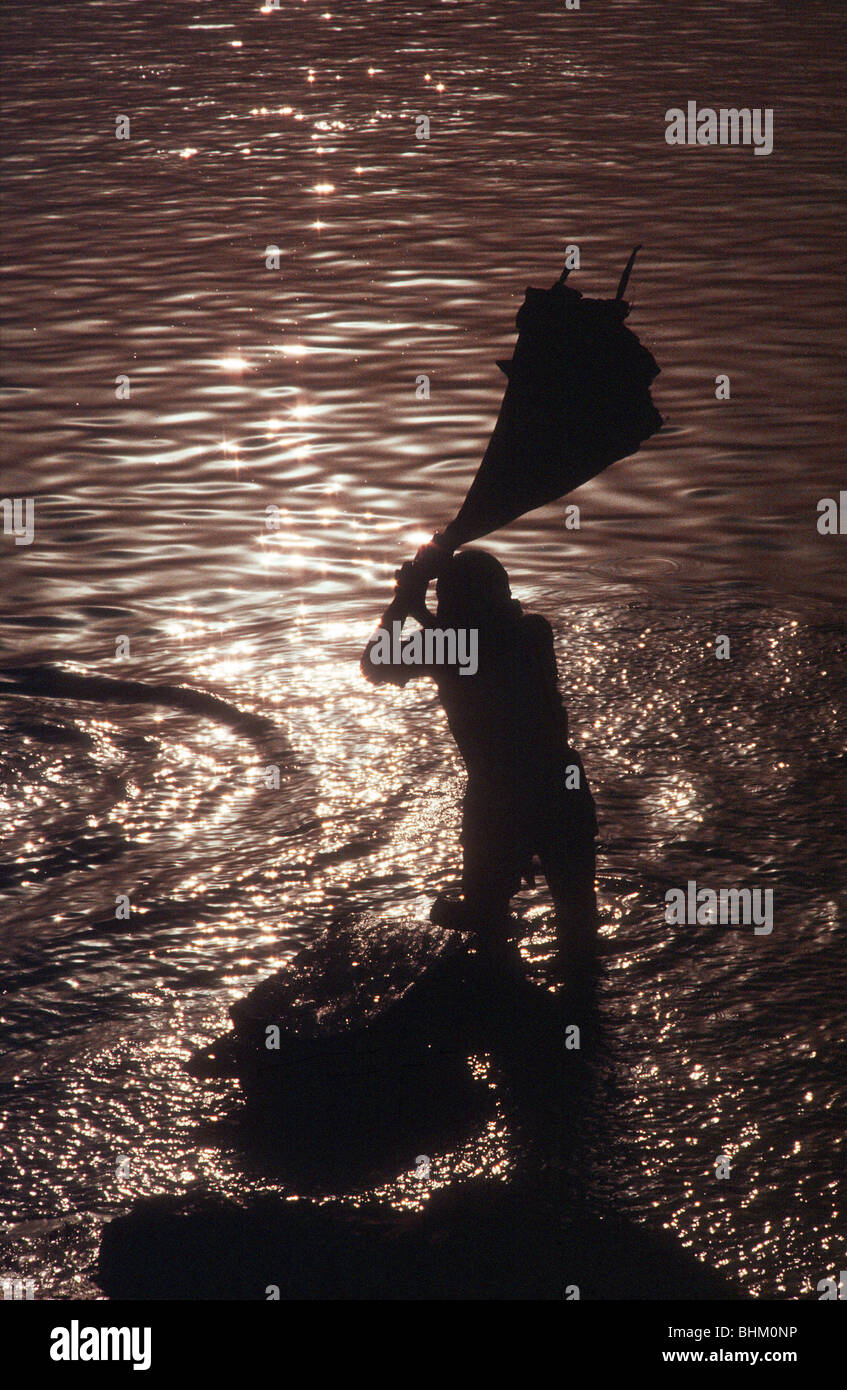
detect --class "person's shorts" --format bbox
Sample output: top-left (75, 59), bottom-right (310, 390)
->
top-left (460, 751), bottom-right (597, 895)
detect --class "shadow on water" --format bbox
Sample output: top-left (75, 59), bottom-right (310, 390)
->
top-left (0, 663), bottom-right (279, 737)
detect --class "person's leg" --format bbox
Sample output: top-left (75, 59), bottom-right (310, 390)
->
top-left (460, 859), bottom-right (515, 943)
top-left (539, 756), bottom-right (600, 961)
top-left (431, 798), bottom-right (519, 953)
top-left (460, 794), bottom-right (523, 946)
top-left (541, 838), bottom-right (599, 960)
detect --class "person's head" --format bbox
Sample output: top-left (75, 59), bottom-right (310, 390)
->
top-left (435, 549), bottom-right (512, 625)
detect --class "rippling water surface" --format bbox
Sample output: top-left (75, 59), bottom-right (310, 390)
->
top-left (1, 0), bottom-right (845, 1298)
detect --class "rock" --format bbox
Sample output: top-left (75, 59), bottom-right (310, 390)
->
top-left (97, 1181), bottom-right (743, 1301)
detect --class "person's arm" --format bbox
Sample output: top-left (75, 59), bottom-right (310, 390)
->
top-left (400, 541), bottom-right (453, 630)
top-left (360, 562), bottom-right (434, 685)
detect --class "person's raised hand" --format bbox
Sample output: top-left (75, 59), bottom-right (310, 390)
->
top-left (393, 560), bottom-right (428, 604)
top-left (413, 539), bottom-right (452, 581)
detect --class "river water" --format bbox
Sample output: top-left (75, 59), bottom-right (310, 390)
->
top-left (1, 0), bottom-right (845, 1299)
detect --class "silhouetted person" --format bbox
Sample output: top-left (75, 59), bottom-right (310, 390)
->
top-left (362, 548), bottom-right (598, 958)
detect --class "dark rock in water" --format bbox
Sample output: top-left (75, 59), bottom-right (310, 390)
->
top-left (187, 915), bottom-right (477, 1079)
top-left (185, 916), bottom-right (511, 1184)
top-left (97, 1181), bottom-right (743, 1301)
